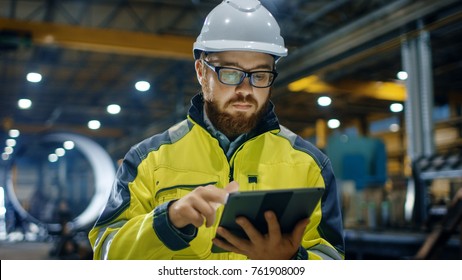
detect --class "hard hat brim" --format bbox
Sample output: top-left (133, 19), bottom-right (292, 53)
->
top-left (193, 40), bottom-right (288, 60)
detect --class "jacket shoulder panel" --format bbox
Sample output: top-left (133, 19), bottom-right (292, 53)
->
top-left (134, 119), bottom-right (192, 160)
top-left (277, 125), bottom-right (328, 169)
top-left (94, 119), bottom-right (192, 226)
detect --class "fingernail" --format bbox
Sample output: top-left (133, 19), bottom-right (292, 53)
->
top-left (211, 202), bottom-right (221, 210)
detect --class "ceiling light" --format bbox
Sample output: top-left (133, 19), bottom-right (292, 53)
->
top-left (4, 146), bottom-right (13, 155)
top-left (397, 71), bottom-right (408, 81)
top-left (327, 119), bottom-right (340, 129)
top-left (55, 148), bottom-right (65, 157)
top-left (390, 103), bottom-right (403, 113)
top-left (18, 99), bottom-right (32, 109)
top-left (389, 123), bottom-right (400, 132)
top-left (63, 141), bottom-right (75, 150)
top-left (88, 120), bottom-right (101, 130)
top-left (26, 72), bottom-right (42, 83)
top-left (107, 104), bottom-right (121, 114)
top-left (1, 153), bottom-right (9, 161)
top-left (48, 154), bottom-right (58, 162)
top-left (317, 96), bottom-right (332, 107)
top-left (6, 139), bottom-right (16, 147)
top-left (8, 129), bottom-right (20, 138)
top-left (135, 81), bottom-right (150, 92)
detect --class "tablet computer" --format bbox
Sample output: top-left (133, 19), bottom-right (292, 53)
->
top-left (211, 187), bottom-right (324, 253)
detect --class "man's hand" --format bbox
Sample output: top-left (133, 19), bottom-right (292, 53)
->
top-left (212, 211), bottom-right (309, 259)
top-left (168, 181), bottom-right (239, 228)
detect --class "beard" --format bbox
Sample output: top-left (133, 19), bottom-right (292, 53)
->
top-left (202, 81), bottom-right (269, 139)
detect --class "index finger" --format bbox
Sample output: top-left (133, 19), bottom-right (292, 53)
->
top-left (197, 185), bottom-right (230, 205)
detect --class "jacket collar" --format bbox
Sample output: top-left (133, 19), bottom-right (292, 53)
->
top-left (188, 93), bottom-right (280, 136)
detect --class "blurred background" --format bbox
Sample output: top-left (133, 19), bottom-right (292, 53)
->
top-left (1, 0), bottom-right (462, 260)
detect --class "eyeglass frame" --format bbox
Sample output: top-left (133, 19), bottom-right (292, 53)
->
top-left (201, 59), bottom-right (278, 88)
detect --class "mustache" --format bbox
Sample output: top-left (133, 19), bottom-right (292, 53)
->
top-left (225, 95), bottom-right (258, 107)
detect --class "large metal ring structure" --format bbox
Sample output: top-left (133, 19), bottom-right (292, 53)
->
top-left (5, 132), bottom-right (115, 231)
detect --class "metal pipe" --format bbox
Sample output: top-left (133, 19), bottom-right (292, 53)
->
top-left (418, 29), bottom-right (436, 156)
top-left (402, 37), bottom-right (423, 160)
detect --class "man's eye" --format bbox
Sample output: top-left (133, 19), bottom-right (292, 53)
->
top-left (253, 73), bottom-right (268, 81)
top-left (221, 71), bottom-right (242, 83)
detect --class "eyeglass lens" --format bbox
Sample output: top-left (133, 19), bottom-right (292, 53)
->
top-left (219, 69), bottom-right (274, 87)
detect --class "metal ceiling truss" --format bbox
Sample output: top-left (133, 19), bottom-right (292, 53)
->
top-left (0, 0), bottom-right (461, 156)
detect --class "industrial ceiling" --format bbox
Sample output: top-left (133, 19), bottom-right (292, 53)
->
top-left (1, 0), bottom-right (462, 160)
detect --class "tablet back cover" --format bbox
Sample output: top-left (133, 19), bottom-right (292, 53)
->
top-left (212, 187), bottom-right (324, 252)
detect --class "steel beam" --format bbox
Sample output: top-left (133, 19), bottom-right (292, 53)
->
top-left (288, 75), bottom-right (406, 101)
top-left (276, 0), bottom-right (460, 86)
top-left (0, 17), bottom-right (195, 60)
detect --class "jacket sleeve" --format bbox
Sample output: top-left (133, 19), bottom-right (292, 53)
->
top-left (88, 145), bottom-right (195, 259)
top-left (302, 157), bottom-right (345, 260)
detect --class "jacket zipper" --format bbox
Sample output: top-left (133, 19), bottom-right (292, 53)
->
top-left (229, 166), bottom-right (234, 182)
top-left (227, 137), bottom-right (256, 184)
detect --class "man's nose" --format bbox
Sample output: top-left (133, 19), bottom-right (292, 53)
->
top-left (235, 76), bottom-right (253, 95)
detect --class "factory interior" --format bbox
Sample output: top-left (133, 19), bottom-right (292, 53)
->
top-left (1, 0), bottom-right (462, 260)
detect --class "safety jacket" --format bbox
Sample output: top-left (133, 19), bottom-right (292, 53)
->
top-left (89, 94), bottom-right (345, 260)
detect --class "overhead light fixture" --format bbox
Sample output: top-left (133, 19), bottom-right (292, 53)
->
top-left (135, 81), bottom-right (150, 92)
top-left (390, 103), bottom-right (403, 113)
top-left (327, 119), bottom-right (340, 129)
top-left (63, 140), bottom-right (75, 150)
top-left (18, 98), bottom-right (32, 109)
top-left (8, 129), bottom-right (20, 138)
top-left (6, 139), bottom-right (16, 147)
top-left (55, 148), bottom-right (65, 157)
top-left (397, 71), bottom-right (408, 81)
top-left (4, 146), bottom-right (14, 155)
top-left (88, 120), bottom-right (101, 130)
top-left (389, 123), bottom-right (400, 132)
top-left (26, 72), bottom-right (42, 83)
top-left (317, 96), bottom-right (332, 107)
top-left (1, 153), bottom-right (9, 161)
top-left (48, 153), bottom-right (58, 162)
top-left (107, 104), bottom-right (121, 114)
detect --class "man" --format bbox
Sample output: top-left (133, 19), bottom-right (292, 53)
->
top-left (89, 0), bottom-right (345, 260)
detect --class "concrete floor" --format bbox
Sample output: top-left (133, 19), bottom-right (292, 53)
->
top-left (0, 240), bottom-right (54, 260)
top-left (0, 231), bottom-right (93, 260)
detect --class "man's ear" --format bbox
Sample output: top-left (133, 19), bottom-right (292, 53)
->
top-left (195, 59), bottom-right (204, 85)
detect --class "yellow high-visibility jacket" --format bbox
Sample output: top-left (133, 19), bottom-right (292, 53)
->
top-left (89, 94), bottom-right (345, 260)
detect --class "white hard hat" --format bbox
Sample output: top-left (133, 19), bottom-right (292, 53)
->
top-left (193, 0), bottom-right (288, 62)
